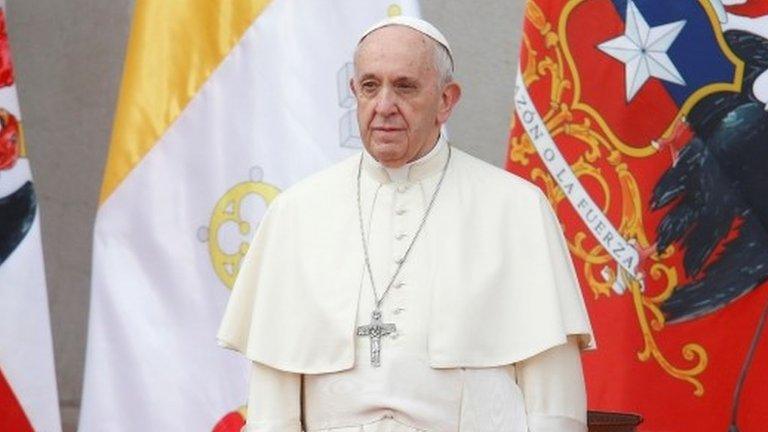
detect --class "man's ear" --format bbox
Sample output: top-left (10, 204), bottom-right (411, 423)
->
top-left (437, 82), bottom-right (462, 124)
top-left (349, 78), bottom-right (357, 97)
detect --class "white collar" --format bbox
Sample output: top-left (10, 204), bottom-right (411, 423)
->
top-left (362, 134), bottom-right (448, 184)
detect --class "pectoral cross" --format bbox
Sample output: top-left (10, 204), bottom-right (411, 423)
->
top-left (356, 309), bottom-right (396, 367)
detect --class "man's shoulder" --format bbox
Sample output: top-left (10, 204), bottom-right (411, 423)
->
top-left (273, 154), bottom-right (358, 207)
top-left (452, 146), bottom-right (543, 200)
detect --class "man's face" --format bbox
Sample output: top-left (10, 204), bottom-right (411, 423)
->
top-left (352, 26), bottom-right (459, 168)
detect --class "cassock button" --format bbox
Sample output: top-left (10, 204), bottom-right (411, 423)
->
top-left (395, 233), bottom-right (408, 241)
top-left (394, 256), bottom-right (405, 265)
top-left (396, 184), bottom-right (410, 193)
top-left (395, 208), bottom-right (407, 216)
top-left (393, 307), bottom-right (405, 315)
top-left (395, 281), bottom-right (405, 289)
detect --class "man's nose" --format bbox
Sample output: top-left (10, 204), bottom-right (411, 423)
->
top-left (374, 87), bottom-right (397, 115)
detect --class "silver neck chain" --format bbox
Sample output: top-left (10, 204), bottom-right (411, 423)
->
top-left (356, 145), bottom-right (452, 310)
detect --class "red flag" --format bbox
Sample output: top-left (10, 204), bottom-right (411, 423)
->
top-left (211, 408), bottom-right (246, 432)
top-left (0, 8), bottom-right (14, 88)
top-left (0, 369), bottom-right (33, 432)
top-left (507, 0), bottom-right (768, 430)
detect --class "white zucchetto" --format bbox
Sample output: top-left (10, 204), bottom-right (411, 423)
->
top-left (358, 15), bottom-right (454, 70)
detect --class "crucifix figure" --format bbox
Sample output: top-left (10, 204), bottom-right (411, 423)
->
top-left (356, 309), bottom-right (396, 367)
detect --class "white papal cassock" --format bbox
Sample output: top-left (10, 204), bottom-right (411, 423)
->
top-left (218, 135), bottom-right (594, 431)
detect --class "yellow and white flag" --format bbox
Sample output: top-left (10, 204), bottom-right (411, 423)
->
top-left (0, 2), bottom-right (61, 432)
top-left (79, 1), bottom-right (420, 430)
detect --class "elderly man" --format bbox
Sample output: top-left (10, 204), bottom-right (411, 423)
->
top-left (218, 16), bottom-right (593, 432)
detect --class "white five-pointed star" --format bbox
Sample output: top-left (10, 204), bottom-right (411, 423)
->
top-left (598, 1), bottom-right (687, 102)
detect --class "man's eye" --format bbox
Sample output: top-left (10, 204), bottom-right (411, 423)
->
top-left (361, 82), bottom-right (378, 91)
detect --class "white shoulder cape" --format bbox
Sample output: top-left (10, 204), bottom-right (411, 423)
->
top-left (218, 147), bottom-right (594, 373)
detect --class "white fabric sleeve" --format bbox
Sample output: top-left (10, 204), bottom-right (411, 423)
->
top-left (513, 336), bottom-right (587, 432)
top-left (242, 361), bottom-right (303, 432)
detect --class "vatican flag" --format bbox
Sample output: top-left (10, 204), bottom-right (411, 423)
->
top-left (79, 1), bottom-right (420, 430)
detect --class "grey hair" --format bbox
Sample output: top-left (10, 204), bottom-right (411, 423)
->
top-left (433, 41), bottom-right (454, 86)
top-left (353, 28), bottom-right (455, 87)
